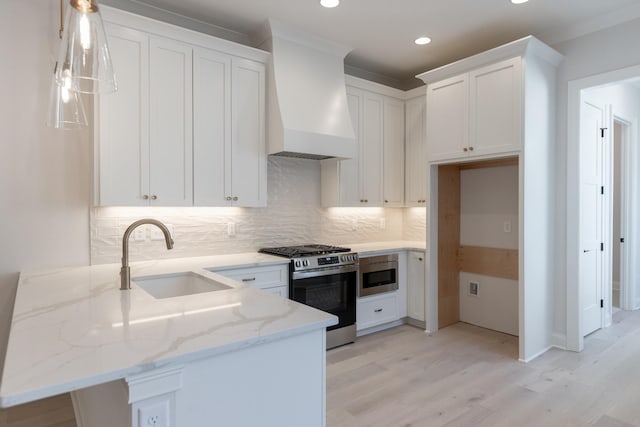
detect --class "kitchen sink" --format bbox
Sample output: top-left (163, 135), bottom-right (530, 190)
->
top-left (133, 272), bottom-right (232, 299)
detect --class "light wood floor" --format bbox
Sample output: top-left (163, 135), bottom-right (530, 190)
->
top-left (326, 310), bottom-right (640, 427)
top-left (3, 310), bottom-right (640, 427)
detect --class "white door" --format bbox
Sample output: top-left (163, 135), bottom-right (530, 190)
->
top-left (426, 73), bottom-right (468, 161)
top-left (580, 99), bottom-right (605, 336)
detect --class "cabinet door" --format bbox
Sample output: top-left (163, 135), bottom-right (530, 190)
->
top-left (97, 24), bottom-right (149, 206)
top-left (338, 87), bottom-right (362, 206)
top-left (149, 37), bottom-right (193, 206)
top-left (193, 48), bottom-right (231, 206)
top-left (469, 57), bottom-right (522, 157)
top-left (404, 95), bottom-right (427, 206)
top-left (383, 96), bottom-right (405, 207)
top-left (361, 92), bottom-right (384, 205)
top-left (407, 251), bottom-right (426, 322)
top-left (230, 58), bottom-right (267, 207)
top-left (426, 73), bottom-right (468, 162)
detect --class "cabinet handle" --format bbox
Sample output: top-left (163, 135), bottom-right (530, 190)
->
top-left (374, 308), bottom-right (383, 313)
top-left (463, 147), bottom-right (468, 152)
top-left (151, 195), bottom-right (157, 200)
top-left (143, 195), bottom-right (149, 200)
top-left (233, 196), bottom-right (238, 201)
top-left (469, 146), bottom-right (474, 151)
top-left (242, 277), bottom-right (256, 282)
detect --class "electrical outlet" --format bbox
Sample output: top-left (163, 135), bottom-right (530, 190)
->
top-left (379, 218), bottom-right (386, 229)
top-left (351, 220), bottom-right (358, 231)
top-left (133, 227), bottom-right (146, 242)
top-left (503, 221), bottom-right (512, 233)
top-left (227, 222), bottom-right (236, 237)
top-left (138, 401), bottom-right (169, 427)
top-left (151, 224), bottom-right (174, 241)
top-left (469, 281), bottom-right (479, 297)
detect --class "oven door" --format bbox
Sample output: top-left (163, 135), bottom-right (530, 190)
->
top-left (291, 265), bottom-right (357, 331)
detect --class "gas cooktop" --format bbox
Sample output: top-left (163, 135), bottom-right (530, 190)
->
top-left (259, 244), bottom-right (351, 258)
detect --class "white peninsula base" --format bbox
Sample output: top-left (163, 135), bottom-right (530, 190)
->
top-left (72, 328), bottom-right (327, 427)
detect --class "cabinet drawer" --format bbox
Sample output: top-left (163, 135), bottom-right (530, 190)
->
top-left (214, 265), bottom-right (288, 290)
top-left (357, 293), bottom-right (398, 330)
top-left (262, 286), bottom-right (288, 299)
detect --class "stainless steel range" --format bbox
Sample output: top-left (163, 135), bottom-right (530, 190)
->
top-left (259, 244), bottom-right (358, 349)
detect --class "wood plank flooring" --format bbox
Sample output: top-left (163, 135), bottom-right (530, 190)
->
top-left (3, 309), bottom-right (640, 426)
top-left (326, 310), bottom-right (640, 427)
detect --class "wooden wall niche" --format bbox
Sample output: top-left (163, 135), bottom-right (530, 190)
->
top-left (437, 157), bottom-right (519, 329)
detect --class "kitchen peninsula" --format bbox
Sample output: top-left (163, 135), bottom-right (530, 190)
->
top-left (0, 253), bottom-right (337, 427)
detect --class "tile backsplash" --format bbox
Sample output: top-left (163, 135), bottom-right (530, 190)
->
top-left (91, 157), bottom-right (426, 264)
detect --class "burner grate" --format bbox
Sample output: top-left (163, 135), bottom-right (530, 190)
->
top-left (259, 244), bottom-right (351, 258)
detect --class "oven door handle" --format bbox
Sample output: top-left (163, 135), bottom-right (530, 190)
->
top-left (292, 264), bottom-right (358, 280)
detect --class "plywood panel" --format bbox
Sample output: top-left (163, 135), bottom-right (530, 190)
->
top-left (0, 393), bottom-right (76, 427)
top-left (438, 165), bottom-right (460, 328)
top-left (457, 246), bottom-right (518, 280)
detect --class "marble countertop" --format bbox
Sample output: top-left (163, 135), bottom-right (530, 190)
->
top-left (0, 253), bottom-right (337, 408)
top-left (347, 240), bottom-right (426, 256)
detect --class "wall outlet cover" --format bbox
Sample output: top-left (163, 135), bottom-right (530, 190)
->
top-left (469, 281), bottom-right (479, 296)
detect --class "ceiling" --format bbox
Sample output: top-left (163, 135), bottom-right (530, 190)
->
top-left (111, 0), bottom-right (640, 88)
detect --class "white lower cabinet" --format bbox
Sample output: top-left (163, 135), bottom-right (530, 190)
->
top-left (407, 251), bottom-right (426, 322)
top-left (357, 293), bottom-right (399, 330)
top-left (213, 264), bottom-right (289, 298)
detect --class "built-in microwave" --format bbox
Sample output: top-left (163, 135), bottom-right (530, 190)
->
top-left (359, 254), bottom-right (398, 297)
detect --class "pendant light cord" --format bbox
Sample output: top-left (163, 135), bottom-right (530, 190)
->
top-left (59, 0), bottom-right (64, 39)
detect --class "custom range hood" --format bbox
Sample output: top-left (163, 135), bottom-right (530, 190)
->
top-left (259, 20), bottom-right (356, 160)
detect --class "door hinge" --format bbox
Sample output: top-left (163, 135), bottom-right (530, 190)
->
top-left (600, 127), bottom-right (608, 138)
top-left (600, 299), bottom-right (604, 308)
top-left (621, 237), bottom-right (625, 243)
top-left (600, 242), bottom-right (604, 251)
top-left (601, 186), bottom-right (604, 195)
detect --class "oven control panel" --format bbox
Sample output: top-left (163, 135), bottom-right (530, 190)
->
top-left (292, 252), bottom-right (359, 271)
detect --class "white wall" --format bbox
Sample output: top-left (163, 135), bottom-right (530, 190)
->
top-left (458, 166), bottom-right (519, 336)
top-left (552, 18), bottom-right (640, 343)
top-left (0, 2), bottom-right (92, 373)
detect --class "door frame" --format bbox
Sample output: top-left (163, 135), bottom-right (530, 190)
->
top-left (567, 64), bottom-right (640, 352)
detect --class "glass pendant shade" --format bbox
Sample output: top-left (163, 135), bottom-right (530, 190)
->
top-left (46, 65), bottom-right (88, 129)
top-left (55, 0), bottom-right (116, 94)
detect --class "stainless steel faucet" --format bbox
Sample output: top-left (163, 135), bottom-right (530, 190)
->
top-left (120, 218), bottom-right (174, 290)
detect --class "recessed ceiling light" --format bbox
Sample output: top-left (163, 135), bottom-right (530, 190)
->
top-left (511, 0), bottom-right (529, 4)
top-left (320, 0), bottom-right (339, 8)
top-left (415, 36), bottom-right (432, 45)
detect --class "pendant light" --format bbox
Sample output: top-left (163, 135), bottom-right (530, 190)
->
top-left (46, 62), bottom-right (88, 129)
top-left (55, 0), bottom-right (116, 94)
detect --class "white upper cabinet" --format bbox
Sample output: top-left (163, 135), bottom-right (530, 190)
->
top-left (321, 78), bottom-right (404, 207)
top-left (469, 58), bottom-right (522, 158)
top-left (149, 37), bottom-right (193, 206)
top-left (193, 50), bottom-right (266, 207)
top-left (424, 57), bottom-right (521, 163)
top-left (95, 7), bottom-right (268, 207)
top-left (404, 94), bottom-right (427, 206)
top-left (96, 24), bottom-right (149, 206)
top-left (383, 96), bottom-right (405, 207)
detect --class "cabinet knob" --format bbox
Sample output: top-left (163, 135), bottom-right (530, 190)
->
top-left (463, 147), bottom-right (468, 152)
top-left (151, 195), bottom-right (157, 200)
top-left (226, 196), bottom-right (232, 201)
top-left (143, 195), bottom-right (149, 200)
top-left (233, 196), bottom-right (238, 201)
top-left (469, 146), bottom-right (474, 151)
top-left (418, 257), bottom-right (423, 261)
top-left (364, 199), bottom-right (368, 203)
top-left (385, 200), bottom-right (389, 203)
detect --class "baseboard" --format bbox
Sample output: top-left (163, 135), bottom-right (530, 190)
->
top-left (356, 319), bottom-right (405, 337)
top-left (519, 344), bottom-right (553, 363)
top-left (406, 317), bottom-right (426, 329)
top-left (551, 332), bottom-right (567, 350)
